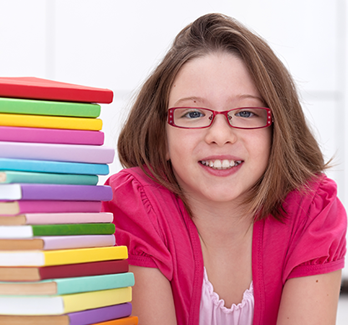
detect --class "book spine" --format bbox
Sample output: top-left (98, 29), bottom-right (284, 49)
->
top-left (19, 184), bottom-right (113, 201)
top-left (68, 303), bottom-right (132, 325)
top-left (63, 287), bottom-right (132, 314)
top-left (56, 272), bottom-right (135, 295)
top-left (44, 246), bottom-right (128, 266)
top-left (0, 171), bottom-right (98, 185)
top-left (25, 212), bottom-right (113, 224)
top-left (18, 200), bottom-right (102, 214)
top-left (42, 235), bottom-right (116, 250)
top-left (39, 259), bottom-right (129, 280)
top-left (0, 126), bottom-right (105, 145)
top-left (31, 223), bottom-right (116, 237)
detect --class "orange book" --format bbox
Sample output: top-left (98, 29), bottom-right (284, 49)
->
top-left (92, 316), bottom-right (138, 325)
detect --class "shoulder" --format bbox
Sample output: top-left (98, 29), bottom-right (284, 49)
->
top-left (283, 174), bottom-right (346, 227)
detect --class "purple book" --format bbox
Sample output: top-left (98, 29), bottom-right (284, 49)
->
top-left (69, 303), bottom-right (132, 325)
top-left (0, 183), bottom-right (113, 201)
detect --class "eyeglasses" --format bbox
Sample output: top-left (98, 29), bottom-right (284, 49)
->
top-left (167, 107), bottom-right (272, 129)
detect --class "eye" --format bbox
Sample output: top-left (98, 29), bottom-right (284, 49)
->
top-left (181, 110), bottom-right (206, 119)
top-left (235, 110), bottom-right (255, 118)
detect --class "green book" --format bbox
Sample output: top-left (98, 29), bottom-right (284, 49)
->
top-left (0, 223), bottom-right (115, 238)
top-left (0, 272), bottom-right (135, 295)
top-left (0, 170), bottom-right (98, 185)
top-left (0, 97), bottom-right (101, 117)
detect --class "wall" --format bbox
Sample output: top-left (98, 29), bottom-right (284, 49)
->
top-left (0, 0), bottom-right (347, 275)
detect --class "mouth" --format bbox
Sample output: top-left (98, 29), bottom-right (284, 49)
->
top-left (200, 159), bottom-right (243, 170)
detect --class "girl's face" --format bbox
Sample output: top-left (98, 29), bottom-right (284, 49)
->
top-left (166, 52), bottom-right (272, 208)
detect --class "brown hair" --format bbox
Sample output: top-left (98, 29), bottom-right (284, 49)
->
top-left (117, 13), bottom-right (327, 220)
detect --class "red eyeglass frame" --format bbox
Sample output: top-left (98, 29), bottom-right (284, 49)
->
top-left (167, 107), bottom-right (273, 129)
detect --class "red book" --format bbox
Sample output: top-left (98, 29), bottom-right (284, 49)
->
top-left (0, 77), bottom-right (113, 103)
top-left (0, 259), bottom-right (129, 282)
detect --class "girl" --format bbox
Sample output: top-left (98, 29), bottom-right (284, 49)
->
top-left (102, 13), bottom-right (347, 325)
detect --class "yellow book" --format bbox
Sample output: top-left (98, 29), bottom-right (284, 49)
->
top-left (0, 287), bottom-right (132, 315)
top-left (0, 113), bottom-right (102, 130)
top-left (0, 246), bottom-right (128, 266)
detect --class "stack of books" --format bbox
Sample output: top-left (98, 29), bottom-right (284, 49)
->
top-left (0, 77), bottom-right (138, 325)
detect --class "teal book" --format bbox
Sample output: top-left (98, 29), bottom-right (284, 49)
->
top-left (0, 272), bottom-right (135, 295)
top-left (0, 97), bottom-right (101, 117)
top-left (0, 158), bottom-right (109, 175)
top-left (0, 171), bottom-right (98, 185)
top-left (0, 223), bottom-right (116, 238)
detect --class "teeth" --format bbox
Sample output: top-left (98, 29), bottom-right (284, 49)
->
top-left (201, 160), bottom-right (241, 170)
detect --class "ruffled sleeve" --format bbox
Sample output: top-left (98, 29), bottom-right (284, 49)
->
top-left (283, 175), bottom-right (347, 281)
top-left (101, 169), bottom-right (174, 280)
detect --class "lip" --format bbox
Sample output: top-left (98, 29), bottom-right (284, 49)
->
top-left (200, 155), bottom-right (243, 161)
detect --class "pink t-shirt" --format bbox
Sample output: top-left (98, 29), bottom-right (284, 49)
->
top-left (102, 167), bottom-right (347, 325)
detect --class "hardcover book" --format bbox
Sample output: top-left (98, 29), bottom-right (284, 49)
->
top-left (0, 141), bottom-right (115, 164)
top-left (0, 303), bottom-right (133, 325)
top-left (0, 77), bottom-right (113, 103)
top-left (0, 235), bottom-right (115, 250)
top-left (0, 183), bottom-right (113, 201)
top-left (0, 272), bottom-right (135, 295)
top-left (0, 223), bottom-right (115, 238)
top-left (0, 212), bottom-right (113, 225)
top-left (0, 200), bottom-right (102, 216)
top-left (0, 97), bottom-right (101, 117)
top-left (0, 245), bottom-right (128, 267)
top-left (0, 170), bottom-right (98, 185)
top-left (0, 287), bottom-right (132, 314)
top-left (0, 126), bottom-right (105, 145)
top-left (0, 113), bottom-right (102, 130)
top-left (0, 158), bottom-right (109, 175)
top-left (93, 316), bottom-right (138, 325)
top-left (0, 259), bottom-right (129, 281)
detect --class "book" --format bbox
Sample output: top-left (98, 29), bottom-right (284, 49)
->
top-left (0, 77), bottom-right (113, 103)
top-left (93, 316), bottom-right (138, 325)
top-left (0, 183), bottom-right (112, 201)
top-left (0, 245), bottom-right (128, 266)
top-left (0, 212), bottom-right (113, 225)
top-left (0, 286), bottom-right (132, 314)
top-left (0, 126), bottom-right (105, 145)
top-left (0, 158), bottom-right (109, 175)
top-left (0, 200), bottom-right (102, 216)
top-left (0, 113), bottom-right (102, 130)
top-left (0, 141), bottom-right (115, 164)
top-left (0, 303), bottom-right (132, 325)
top-left (0, 97), bottom-right (101, 117)
top-left (0, 223), bottom-right (115, 238)
top-left (0, 235), bottom-right (116, 250)
top-left (0, 259), bottom-right (129, 281)
top-left (0, 272), bottom-right (134, 295)
top-left (0, 170), bottom-right (98, 185)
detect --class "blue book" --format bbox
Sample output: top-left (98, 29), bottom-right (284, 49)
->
top-left (0, 158), bottom-right (109, 175)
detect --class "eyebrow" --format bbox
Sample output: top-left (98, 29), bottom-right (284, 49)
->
top-left (172, 94), bottom-right (264, 107)
top-left (172, 97), bottom-right (206, 107)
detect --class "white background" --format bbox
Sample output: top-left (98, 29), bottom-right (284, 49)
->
top-left (0, 0), bottom-right (347, 278)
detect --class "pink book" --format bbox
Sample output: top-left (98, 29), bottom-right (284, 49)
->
top-left (0, 141), bottom-right (115, 164)
top-left (0, 212), bottom-right (114, 225)
top-left (0, 126), bottom-right (104, 145)
top-left (0, 200), bottom-right (102, 216)
top-left (0, 77), bottom-right (113, 103)
top-left (0, 235), bottom-right (116, 251)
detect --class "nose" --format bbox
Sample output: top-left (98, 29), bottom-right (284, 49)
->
top-left (204, 113), bottom-right (237, 146)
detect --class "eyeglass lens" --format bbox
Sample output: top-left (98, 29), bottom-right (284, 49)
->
top-left (172, 107), bottom-right (269, 129)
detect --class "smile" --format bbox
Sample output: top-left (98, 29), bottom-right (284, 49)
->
top-left (200, 159), bottom-right (242, 170)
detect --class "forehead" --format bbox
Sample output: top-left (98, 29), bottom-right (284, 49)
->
top-left (169, 52), bottom-right (262, 108)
